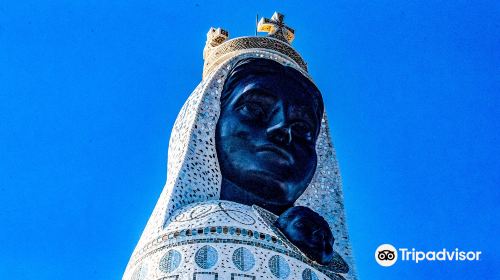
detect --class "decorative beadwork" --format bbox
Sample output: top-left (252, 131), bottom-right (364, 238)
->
top-left (302, 268), bottom-right (320, 280)
top-left (232, 247), bottom-right (255, 272)
top-left (193, 271), bottom-right (218, 280)
top-left (203, 37), bottom-right (307, 79)
top-left (269, 255), bottom-right (290, 279)
top-left (231, 273), bottom-right (256, 280)
top-left (195, 245), bottom-right (218, 269)
top-left (127, 201), bottom-right (347, 279)
top-left (159, 249), bottom-right (181, 273)
top-left (172, 201), bottom-right (256, 225)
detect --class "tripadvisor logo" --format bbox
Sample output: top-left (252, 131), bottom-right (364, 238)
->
top-left (375, 244), bottom-right (482, 267)
top-left (375, 244), bottom-right (398, 267)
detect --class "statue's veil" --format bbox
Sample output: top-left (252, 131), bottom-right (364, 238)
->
top-left (128, 49), bottom-right (356, 279)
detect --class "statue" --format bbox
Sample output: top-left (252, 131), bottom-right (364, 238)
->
top-left (123, 12), bottom-right (356, 280)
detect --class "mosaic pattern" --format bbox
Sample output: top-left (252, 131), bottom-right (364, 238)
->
top-left (195, 245), bottom-right (218, 269)
top-left (302, 268), bottom-right (320, 280)
top-left (124, 27), bottom-right (356, 279)
top-left (232, 247), bottom-right (255, 272)
top-left (127, 201), bottom-right (347, 279)
top-left (269, 255), bottom-right (290, 279)
top-left (203, 37), bottom-right (307, 78)
top-left (193, 271), bottom-right (218, 280)
top-left (172, 201), bottom-right (256, 225)
top-left (159, 249), bottom-right (181, 273)
top-left (231, 273), bottom-right (256, 280)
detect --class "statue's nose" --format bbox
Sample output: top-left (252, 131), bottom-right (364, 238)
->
top-left (266, 123), bottom-right (292, 146)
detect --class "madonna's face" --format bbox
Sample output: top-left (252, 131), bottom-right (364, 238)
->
top-left (215, 58), bottom-right (323, 213)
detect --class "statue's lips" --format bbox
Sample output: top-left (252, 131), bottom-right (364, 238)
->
top-left (255, 145), bottom-right (294, 164)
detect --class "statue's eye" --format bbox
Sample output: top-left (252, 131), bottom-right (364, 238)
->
top-left (291, 121), bottom-right (313, 141)
top-left (239, 102), bottom-right (266, 119)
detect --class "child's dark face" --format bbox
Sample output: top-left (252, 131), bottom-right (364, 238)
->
top-left (276, 206), bottom-right (334, 264)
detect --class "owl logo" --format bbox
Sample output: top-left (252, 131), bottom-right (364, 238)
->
top-left (375, 244), bottom-right (398, 266)
top-left (377, 250), bottom-right (396, 261)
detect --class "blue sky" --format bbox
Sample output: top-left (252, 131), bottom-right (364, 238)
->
top-left (0, 1), bottom-right (498, 279)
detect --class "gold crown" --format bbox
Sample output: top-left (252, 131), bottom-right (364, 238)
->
top-left (202, 12), bottom-right (307, 78)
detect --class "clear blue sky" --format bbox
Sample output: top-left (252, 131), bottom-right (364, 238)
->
top-left (0, 1), bottom-right (498, 279)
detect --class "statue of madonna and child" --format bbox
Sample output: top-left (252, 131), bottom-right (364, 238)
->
top-left (124, 12), bottom-right (356, 280)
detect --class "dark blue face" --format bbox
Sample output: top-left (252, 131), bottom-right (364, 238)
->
top-left (276, 206), bottom-right (335, 265)
top-left (215, 59), bottom-right (323, 214)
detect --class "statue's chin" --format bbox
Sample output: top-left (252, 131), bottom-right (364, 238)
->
top-left (241, 170), bottom-right (294, 200)
top-left (220, 174), bottom-right (296, 215)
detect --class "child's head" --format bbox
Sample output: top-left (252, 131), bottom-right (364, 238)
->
top-left (275, 206), bottom-right (334, 264)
